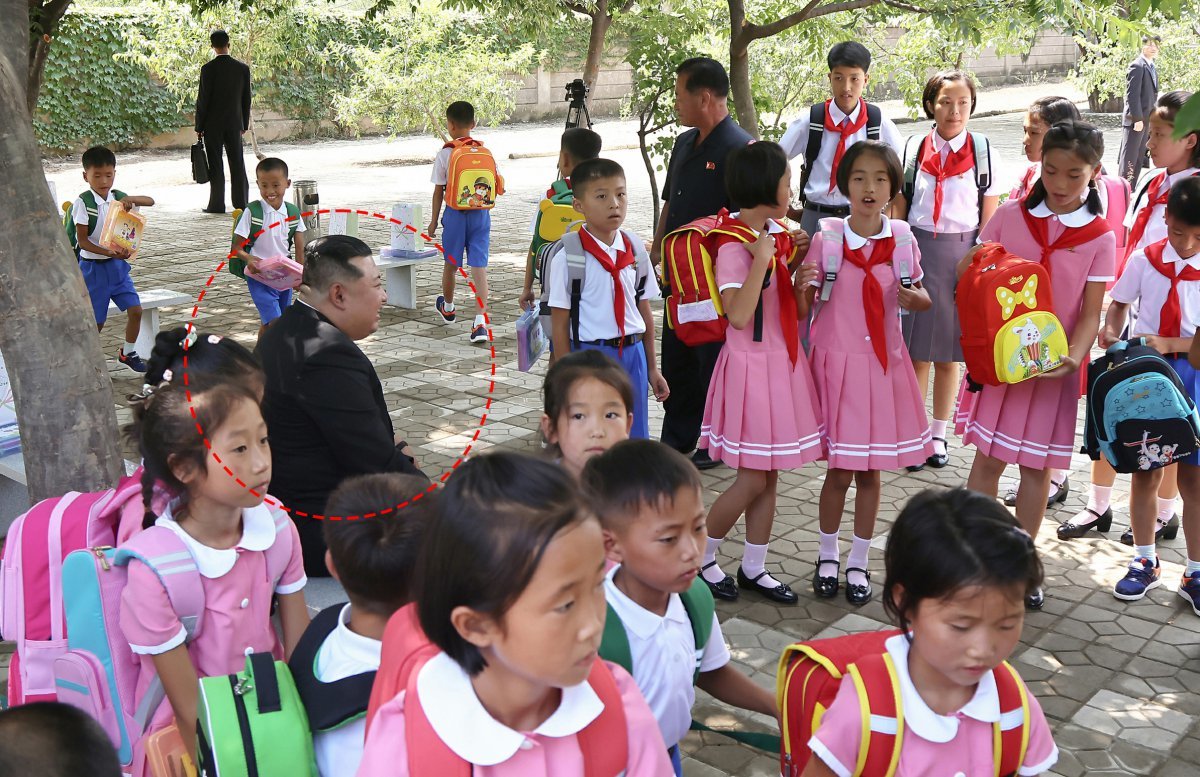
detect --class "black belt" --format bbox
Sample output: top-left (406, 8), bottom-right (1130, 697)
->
top-left (585, 334), bottom-right (640, 348)
top-left (79, 256), bottom-right (114, 262)
top-left (803, 202), bottom-right (850, 217)
top-left (1166, 352), bottom-right (1188, 361)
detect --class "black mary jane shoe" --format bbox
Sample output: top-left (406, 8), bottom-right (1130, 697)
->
top-left (1025, 587), bottom-right (1045, 610)
top-left (737, 567), bottom-right (799, 604)
top-left (844, 568), bottom-right (873, 606)
top-left (905, 462), bottom-right (926, 473)
top-left (1057, 507), bottom-right (1112, 540)
top-left (812, 558), bottom-right (840, 599)
top-left (1048, 476), bottom-right (1070, 509)
top-left (700, 561), bottom-right (738, 601)
top-left (1120, 513), bottom-right (1180, 546)
top-left (926, 437), bottom-right (949, 469)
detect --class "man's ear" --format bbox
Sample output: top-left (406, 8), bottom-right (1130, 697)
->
top-left (328, 280), bottom-right (349, 310)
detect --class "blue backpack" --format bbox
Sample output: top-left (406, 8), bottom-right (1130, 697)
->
top-left (1084, 338), bottom-right (1200, 473)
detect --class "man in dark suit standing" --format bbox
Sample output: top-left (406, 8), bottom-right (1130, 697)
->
top-left (195, 29), bottom-right (251, 213)
top-left (1118, 34), bottom-right (1161, 187)
top-left (258, 235), bottom-right (426, 575)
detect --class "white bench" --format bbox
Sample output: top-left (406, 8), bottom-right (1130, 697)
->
top-left (375, 249), bottom-right (440, 309)
top-left (108, 288), bottom-right (191, 358)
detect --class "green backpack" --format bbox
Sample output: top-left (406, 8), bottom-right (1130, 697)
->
top-left (529, 179), bottom-right (579, 280)
top-left (196, 652), bottom-right (318, 777)
top-left (229, 200), bottom-right (302, 279)
top-left (64, 189), bottom-right (125, 253)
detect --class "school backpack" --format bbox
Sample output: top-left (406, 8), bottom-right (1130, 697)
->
top-left (196, 652), bottom-right (318, 777)
top-left (798, 101), bottom-right (882, 202)
top-left (543, 228), bottom-right (653, 349)
top-left (776, 629), bottom-right (1032, 777)
top-left (1099, 175), bottom-right (1131, 262)
top-left (599, 576), bottom-right (714, 682)
top-left (530, 179), bottom-right (580, 271)
top-left (228, 200), bottom-right (302, 279)
top-left (363, 603), bottom-right (435, 733)
top-left (1083, 338), bottom-right (1200, 473)
top-left (289, 604), bottom-right (376, 733)
top-left (404, 654), bottom-right (628, 776)
top-left (956, 242), bottom-right (1070, 387)
top-left (901, 131), bottom-right (991, 216)
top-left (444, 138), bottom-right (505, 211)
top-left (0, 473), bottom-right (147, 709)
top-left (64, 189), bottom-right (126, 254)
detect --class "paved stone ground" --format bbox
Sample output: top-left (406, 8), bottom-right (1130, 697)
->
top-left (24, 80), bottom-right (1199, 775)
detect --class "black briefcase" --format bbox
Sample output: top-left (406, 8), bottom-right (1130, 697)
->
top-left (191, 139), bottom-right (209, 184)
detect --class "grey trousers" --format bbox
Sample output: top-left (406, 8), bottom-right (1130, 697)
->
top-left (1117, 123), bottom-right (1150, 188)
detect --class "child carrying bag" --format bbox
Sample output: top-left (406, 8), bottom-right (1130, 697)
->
top-left (196, 652), bottom-right (317, 777)
top-left (444, 138), bottom-right (504, 211)
top-left (1083, 338), bottom-right (1200, 473)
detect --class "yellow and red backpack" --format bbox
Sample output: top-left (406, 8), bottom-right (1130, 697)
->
top-left (444, 138), bottom-right (504, 211)
top-left (776, 629), bottom-right (1032, 777)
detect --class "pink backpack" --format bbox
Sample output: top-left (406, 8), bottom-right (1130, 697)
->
top-left (0, 473), bottom-right (149, 706)
top-left (1100, 174), bottom-right (1131, 272)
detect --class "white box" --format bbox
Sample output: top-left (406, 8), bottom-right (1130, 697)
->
top-left (327, 211), bottom-right (359, 237)
top-left (390, 203), bottom-right (424, 251)
top-left (47, 180), bottom-right (57, 204)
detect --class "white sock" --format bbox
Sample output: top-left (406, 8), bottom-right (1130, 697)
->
top-left (701, 536), bottom-right (726, 584)
top-left (1087, 484), bottom-right (1113, 516)
top-left (443, 299), bottom-right (456, 311)
top-left (123, 342), bottom-right (137, 356)
top-left (742, 541), bottom-right (782, 588)
top-left (1051, 468), bottom-right (1068, 487)
top-left (1134, 544), bottom-right (1156, 562)
top-left (846, 535), bottom-right (871, 588)
top-left (818, 530), bottom-right (840, 578)
top-left (1186, 558), bottom-right (1200, 575)
top-left (474, 313), bottom-right (485, 326)
top-left (1156, 497), bottom-right (1177, 525)
top-left (930, 419), bottom-right (948, 456)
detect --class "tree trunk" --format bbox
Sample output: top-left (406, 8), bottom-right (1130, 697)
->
top-left (728, 0), bottom-right (760, 139)
top-left (3, 0), bottom-right (124, 502)
top-left (26, 0), bottom-right (73, 113)
top-left (581, 3), bottom-right (612, 100)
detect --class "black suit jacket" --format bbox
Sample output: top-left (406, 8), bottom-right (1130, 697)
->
top-left (195, 54), bottom-right (252, 132)
top-left (257, 303), bottom-right (425, 517)
top-left (1123, 55), bottom-right (1159, 127)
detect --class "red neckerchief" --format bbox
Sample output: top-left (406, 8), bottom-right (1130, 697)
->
top-left (824, 100), bottom-right (869, 193)
top-left (717, 214), bottom-right (800, 365)
top-left (1144, 239), bottom-right (1200, 338)
top-left (1015, 164), bottom-right (1039, 201)
top-left (842, 234), bottom-right (897, 371)
top-left (918, 132), bottom-right (975, 230)
top-left (577, 228), bottom-right (636, 353)
top-left (1126, 172), bottom-right (1170, 261)
top-left (1019, 205), bottom-right (1111, 269)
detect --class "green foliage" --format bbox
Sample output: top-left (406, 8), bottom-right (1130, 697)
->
top-left (1071, 8), bottom-right (1200, 104)
top-left (33, 10), bottom-right (184, 152)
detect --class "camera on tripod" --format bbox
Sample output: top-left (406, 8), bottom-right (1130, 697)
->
top-left (564, 78), bottom-right (592, 130)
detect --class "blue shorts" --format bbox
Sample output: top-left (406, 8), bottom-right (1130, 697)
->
top-left (246, 276), bottom-right (292, 325)
top-left (1167, 355), bottom-right (1200, 466)
top-left (440, 209), bottom-right (490, 268)
top-left (78, 259), bottom-right (140, 325)
top-left (577, 339), bottom-right (649, 439)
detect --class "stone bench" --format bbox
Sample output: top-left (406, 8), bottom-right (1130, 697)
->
top-left (0, 451), bottom-right (138, 488)
top-left (375, 249), bottom-right (440, 310)
top-left (109, 288), bottom-right (191, 358)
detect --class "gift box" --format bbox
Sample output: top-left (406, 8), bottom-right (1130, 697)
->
top-left (98, 205), bottom-right (146, 259)
top-left (516, 307), bottom-right (547, 372)
top-left (246, 256), bottom-right (303, 291)
top-left (390, 204), bottom-right (426, 252)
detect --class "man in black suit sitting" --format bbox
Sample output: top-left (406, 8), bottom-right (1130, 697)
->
top-left (195, 29), bottom-right (251, 213)
top-left (258, 235), bottom-right (426, 575)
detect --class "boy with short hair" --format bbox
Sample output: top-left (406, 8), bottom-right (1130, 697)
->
top-left (0, 701), bottom-right (121, 777)
top-left (72, 145), bottom-right (156, 372)
top-left (427, 100), bottom-right (494, 343)
top-left (232, 156), bottom-right (307, 338)
top-left (778, 41), bottom-right (903, 234)
top-left (289, 473), bottom-right (433, 777)
top-left (582, 439), bottom-right (778, 775)
top-left (519, 126), bottom-right (603, 311)
top-left (1103, 177), bottom-right (1200, 614)
top-left (546, 158), bottom-right (669, 438)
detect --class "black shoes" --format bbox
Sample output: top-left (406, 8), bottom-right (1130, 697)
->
top-left (691, 449), bottom-right (721, 471)
top-left (201, 207), bottom-right (226, 214)
top-left (1120, 514), bottom-right (1180, 546)
top-left (1026, 587), bottom-right (1045, 610)
top-left (1057, 507), bottom-right (1112, 540)
top-left (1005, 476), bottom-right (1069, 509)
top-left (812, 558), bottom-right (840, 599)
top-left (700, 562), bottom-right (738, 601)
top-left (737, 567), bottom-right (798, 604)
top-left (926, 436), bottom-right (949, 468)
top-left (844, 568), bottom-right (872, 605)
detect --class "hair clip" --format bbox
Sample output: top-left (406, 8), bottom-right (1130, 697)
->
top-left (181, 328), bottom-right (199, 350)
top-left (207, 335), bottom-right (222, 345)
top-left (162, 368), bottom-right (173, 383)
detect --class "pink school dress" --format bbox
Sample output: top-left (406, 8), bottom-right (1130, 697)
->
top-left (699, 218), bottom-right (825, 470)
top-left (804, 217), bottom-right (934, 471)
top-left (959, 200), bottom-right (1116, 469)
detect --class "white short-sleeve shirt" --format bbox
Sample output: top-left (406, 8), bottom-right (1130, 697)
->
top-left (778, 102), bottom-right (903, 208)
top-left (1126, 167), bottom-right (1200, 252)
top-left (72, 188), bottom-right (119, 260)
top-left (312, 604), bottom-right (382, 777)
top-left (1112, 241), bottom-right (1200, 337)
top-left (905, 129), bottom-right (1006, 233)
top-left (603, 566), bottom-right (730, 748)
top-left (233, 198), bottom-right (307, 260)
top-left (547, 227), bottom-right (660, 342)
top-left (430, 139), bottom-right (468, 186)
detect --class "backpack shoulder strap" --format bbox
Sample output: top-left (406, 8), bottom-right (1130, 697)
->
top-left (405, 657), bottom-right (472, 777)
top-left (865, 102), bottom-right (882, 140)
top-left (79, 190), bottom-right (100, 236)
top-left (818, 217), bottom-right (845, 302)
top-left (550, 178), bottom-right (572, 198)
top-left (846, 652), bottom-right (904, 777)
top-left (678, 577), bottom-right (716, 682)
top-left (112, 189), bottom-right (126, 201)
top-left (242, 200), bottom-right (266, 252)
top-left (560, 231), bottom-right (588, 347)
top-left (622, 229), bottom-right (652, 303)
top-left (891, 220), bottom-right (916, 285)
top-left (992, 661), bottom-right (1031, 777)
top-left (970, 131), bottom-right (992, 217)
top-left (577, 660), bottom-right (630, 777)
top-left (284, 202), bottom-right (301, 240)
top-left (114, 526), bottom-right (206, 641)
top-left (289, 604), bottom-right (376, 732)
top-left (798, 102), bottom-right (827, 200)
top-left (1130, 168), bottom-right (1159, 219)
top-left (902, 134), bottom-right (921, 205)
top-left (598, 601), bottom-right (634, 675)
